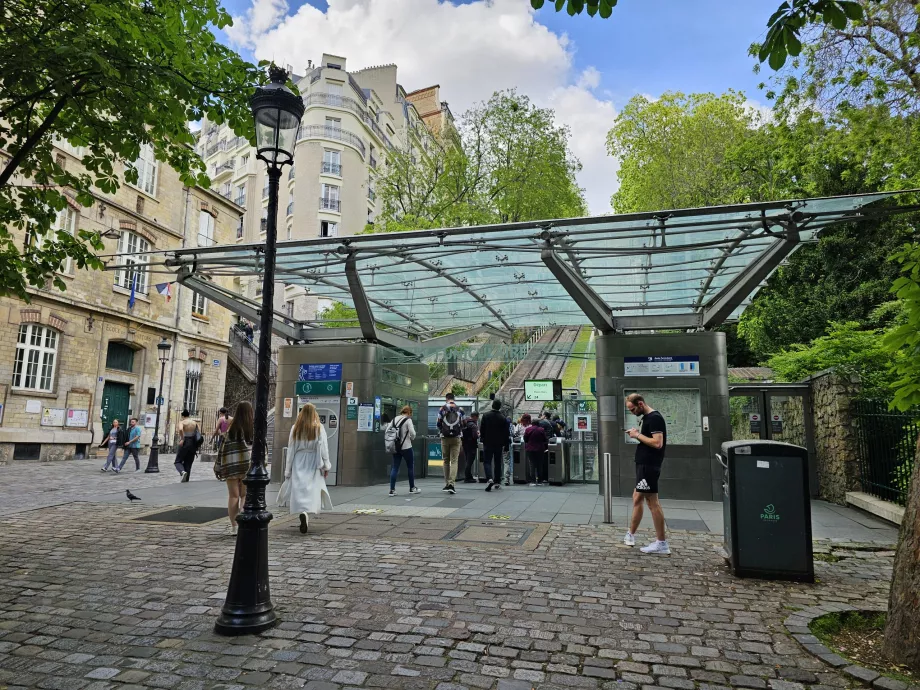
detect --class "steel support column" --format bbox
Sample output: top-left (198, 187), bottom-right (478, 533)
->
top-left (344, 252), bottom-right (379, 342)
top-left (541, 246), bottom-right (615, 333)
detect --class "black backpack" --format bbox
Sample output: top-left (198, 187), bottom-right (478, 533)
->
top-left (441, 406), bottom-right (462, 437)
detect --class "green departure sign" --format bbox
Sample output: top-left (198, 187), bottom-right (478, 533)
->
top-left (524, 379), bottom-right (563, 402)
top-left (295, 381), bottom-right (342, 396)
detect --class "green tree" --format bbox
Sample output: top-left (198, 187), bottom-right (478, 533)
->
top-left (450, 382), bottom-right (468, 397)
top-left (317, 302), bottom-right (359, 328)
top-left (606, 91), bottom-right (761, 213)
top-left (0, 0), bottom-right (260, 301)
top-left (529, 0), bottom-right (864, 68)
top-left (762, 0), bottom-right (920, 114)
top-left (766, 321), bottom-right (897, 397)
top-left (375, 90), bottom-right (586, 232)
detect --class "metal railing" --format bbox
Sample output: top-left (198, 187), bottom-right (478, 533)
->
top-left (370, 156), bottom-right (377, 169)
top-left (234, 194), bottom-right (245, 207)
top-left (206, 143), bottom-right (220, 157)
top-left (288, 166), bottom-right (295, 180)
top-left (260, 218), bottom-right (267, 233)
top-left (853, 399), bottom-right (918, 506)
top-left (262, 185), bottom-right (269, 199)
top-left (320, 197), bottom-right (341, 212)
top-left (367, 188), bottom-right (376, 202)
top-left (236, 220), bottom-right (244, 239)
top-left (322, 162), bottom-right (342, 175)
top-left (286, 202), bottom-right (294, 216)
top-left (229, 325), bottom-right (278, 383)
top-left (214, 159), bottom-right (235, 175)
top-left (298, 125), bottom-right (365, 158)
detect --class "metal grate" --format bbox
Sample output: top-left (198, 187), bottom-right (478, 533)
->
top-left (853, 399), bottom-right (919, 506)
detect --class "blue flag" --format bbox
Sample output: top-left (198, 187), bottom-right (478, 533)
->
top-left (128, 273), bottom-right (137, 309)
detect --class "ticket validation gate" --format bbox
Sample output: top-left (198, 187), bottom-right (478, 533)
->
top-left (728, 384), bottom-right (817, 498)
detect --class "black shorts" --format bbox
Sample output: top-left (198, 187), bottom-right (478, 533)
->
top-left (635, 464), bottom-right (661, 494)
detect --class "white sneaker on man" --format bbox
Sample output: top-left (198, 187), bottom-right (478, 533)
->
top-left (623, 532), bottom-right (635, 547)
top-left (640, 540), bottom-right (670, 555)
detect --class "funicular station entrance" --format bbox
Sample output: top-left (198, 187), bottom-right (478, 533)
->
top-left (161, 191), bottom-right (911, 501)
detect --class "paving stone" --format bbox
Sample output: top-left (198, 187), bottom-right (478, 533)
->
top-left (844, 665), bottom-right (881, 683)
top-left (871, 677), bottom-right (909, 690)
top-left (729, 675), bottom-right (768, 688)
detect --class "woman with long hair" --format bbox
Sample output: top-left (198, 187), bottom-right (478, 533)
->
top-left (280, 402), bottom-right (332, 534)
top-left (215, 401), bottom-right (253, 535)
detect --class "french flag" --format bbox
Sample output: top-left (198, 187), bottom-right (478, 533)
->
top-left (155, 282), bottom-right (172, 302)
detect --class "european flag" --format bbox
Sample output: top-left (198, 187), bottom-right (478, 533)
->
top-left (128, 272), bottom-right (137, 309)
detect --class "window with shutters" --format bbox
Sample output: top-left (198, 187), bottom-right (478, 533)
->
top-left (191, 292), bottom-right (208, 318)
top-left (183, 359), bottom-right (202, 414)
top-left (12, 325), bottom-right (58, 392)
top-left (129, 144), bottom-right (158, 196)
top-left (198, 210), bottom-right (215, 247)
top-left (105, 342), bottom-right (135, 372)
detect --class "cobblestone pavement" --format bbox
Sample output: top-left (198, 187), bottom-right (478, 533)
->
top-left (0, 500), bottom-right (907, 690)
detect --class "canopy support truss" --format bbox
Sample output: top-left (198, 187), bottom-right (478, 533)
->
top-left (541, 245), bottom-right (615, 333)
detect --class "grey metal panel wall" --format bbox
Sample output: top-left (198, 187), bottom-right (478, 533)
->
top-left (596, 331), bottom-right (729, 501)
top-left (273, 343), bottom-right (428, 487)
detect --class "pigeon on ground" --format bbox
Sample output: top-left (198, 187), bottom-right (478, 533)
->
top-left (126, 490), bottom-right (141, 502)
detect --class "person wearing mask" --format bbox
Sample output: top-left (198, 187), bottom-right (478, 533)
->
top-left (461, 411), bottom-right (480, 483)
top-left (437, 393), bottom-right (464, 494)
top-left (117, 418), bottom-right (143, 472)
top-left (386, 405), bottom-right (419, 496)
top-left (281, 402), bottom-right (333, 534)
top-left (215, 401), bottom-right (253, 535)
top-left (478, 400), bottom-right (507, 492)
top-left (99, 419), bottom-right (126, 472)
top-left (174, 410), bottom-right (200, 482)
top-left (522, 414), bottom-right (548, 486)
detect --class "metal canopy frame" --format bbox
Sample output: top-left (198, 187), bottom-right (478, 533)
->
top-left (109, 191), bottom-right (916, 343)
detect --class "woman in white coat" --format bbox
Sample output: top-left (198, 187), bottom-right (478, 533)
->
top-left (282, 402), bottom-right (333, 534)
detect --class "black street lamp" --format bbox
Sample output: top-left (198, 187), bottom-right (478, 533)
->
top-left (144, 337), bottom-right (172, 473)
top-left (215, 65), bottom-right (304, 637)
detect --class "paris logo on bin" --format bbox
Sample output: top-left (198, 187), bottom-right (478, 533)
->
top-left (760, 504), bottom-right (780, 522)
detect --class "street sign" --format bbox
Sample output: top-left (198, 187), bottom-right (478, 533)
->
top-left (749, 413), bottom-right (762, 434)
top-left (524, 379), bottom-right (562, 402)
top-left (590, 377), bottom-right (596, 395)
top-left (295, 380), bottom-right (341, 396)
top-left (156, 396), bottom-right (164, 405)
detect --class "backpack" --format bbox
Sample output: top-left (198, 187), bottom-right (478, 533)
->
top-left (440, 406), bottom-right (462, 438)
top-left (384, 417), bottom-right (408, 454)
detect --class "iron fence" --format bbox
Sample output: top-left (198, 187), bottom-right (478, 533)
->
top-left (853, 399), bottom-right (919, 506)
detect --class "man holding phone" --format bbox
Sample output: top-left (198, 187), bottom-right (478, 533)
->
top-left (623, 393), bottom-right (670, 555)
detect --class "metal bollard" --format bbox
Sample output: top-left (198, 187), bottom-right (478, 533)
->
top-left (602, 452), bottom-right (612, 523)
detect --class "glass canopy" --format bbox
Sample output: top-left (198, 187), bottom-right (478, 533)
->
top-left (153, 192), bottom-right (905, 337)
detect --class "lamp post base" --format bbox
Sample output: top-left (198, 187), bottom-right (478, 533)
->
top-left (214, 465), bottom-right (277, 636)
top-left (144, 446), bottom-right (160, 473)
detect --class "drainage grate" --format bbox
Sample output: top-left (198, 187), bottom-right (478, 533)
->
top-left (132, 507), bottom-right (228, 525)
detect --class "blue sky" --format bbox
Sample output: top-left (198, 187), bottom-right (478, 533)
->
top-left (220, 0), bottom-right (782, 212)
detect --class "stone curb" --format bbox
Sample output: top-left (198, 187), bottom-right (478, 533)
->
top-left (783, 606), bottom-right (918, 690)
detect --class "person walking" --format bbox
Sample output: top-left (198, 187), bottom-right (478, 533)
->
top-left (212, 407), bottom-right (233, 455)
top-left (478, 400), bottom-right (507, 492)
top-left (117, 418), bottom-right (143, 472)
top-left (386, 405), bottom-right (419, 496)
top-left (244, 321), bottom-right (254, 343)
top-left (214, 401), bottom-right (253, 535)
top-left (461, 411), bottom-right (480, 483)
top-left (173, 410), bottom-right (200, 482)
top-left (281, 402), bottom-right (333, 535)
top-left (503, 415), bottom-right (514, 486)
top-left (623, 393), bottom-right (670, 555)
top-left (522, 414), bottom-right (548, 486)
top-left (437, 393), bottom-right (464, 494)
top-left (99, 419), bottom-right (126, 472)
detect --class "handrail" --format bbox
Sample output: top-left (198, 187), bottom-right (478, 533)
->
top-left (303, 93), bottom-right (392, 149)
top-left (298, 125), bottom-right (365, 158)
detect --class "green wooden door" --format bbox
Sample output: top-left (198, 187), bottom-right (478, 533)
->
top-left (101, 381), bottom-right (131, 436)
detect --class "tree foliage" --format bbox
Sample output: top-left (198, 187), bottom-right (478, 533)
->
top-left (375, 90), bottom-right (586, 232)
top-left (0, 0), bottom-right (261, 301)
top-left (761, 0), bottom-right (920, 114)
top-left (530, 0), bottom-right (864, 69)
top-left (884, 243), bottom-right (920, 411)
top-left (317, 301), bottom-right (360, 328)
top-left (767, 321), bottom-right (898, 397)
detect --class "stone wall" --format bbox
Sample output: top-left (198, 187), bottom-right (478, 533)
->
top-left (810, 371), bottom-right (862, 505)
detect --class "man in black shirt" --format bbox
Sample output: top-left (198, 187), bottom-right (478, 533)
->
top-left (623, 393), bottom-right (670, 555)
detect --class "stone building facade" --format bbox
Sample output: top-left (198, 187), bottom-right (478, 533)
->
top-left (0, 140), bottom-right (242, 463)
top-left (196, 53), bottom-right (450, 329)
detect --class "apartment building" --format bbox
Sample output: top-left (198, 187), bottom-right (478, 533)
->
top-left (0, 140), bottom-right (242, 463)
top-left (197, 53), bottom-right (449, 325)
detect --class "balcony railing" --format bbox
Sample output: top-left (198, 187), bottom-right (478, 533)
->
top-left (236, 221), bottom-right (244, 239)
top-left (262, 186), bottom-right (269, 199)
top-left (288, 166), bottom-right (295, 180)
top-left (260, 218), bottom-right (267, 233)
top-left (298, 125), bottom-right (366, 158)
top-left (234, 195), bottom-right (245, 207)
top-left (214, 159), bottom-right (235, 176)
top-left (228, 136), bottom-right (247, 150)
top-left (367, 188), bottom-right (376, 202)
top-left (286, 202), bottom-right (294, 216)
top-left (370, 156), bottom-right (377, 169)
top-left (302, 92), bottom-right (393, 150)
top-left (320, 198), bottom-right (341, 212)
top-left (321, 162), bottom-right (342, 175)
top-left (206, 143), bottom-right (220, 157)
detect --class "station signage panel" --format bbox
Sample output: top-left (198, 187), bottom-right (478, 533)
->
top-left (299, 363), bottom-right (342, 382)
top-left (524, 379), bottom-right (563, 402)
top-left (624, 355), bottom-right (700, 377)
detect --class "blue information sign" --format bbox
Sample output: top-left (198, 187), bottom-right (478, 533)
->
top-left (299, 363), bottom-right (342, 382)
top-left (624, 355), bottom-right (700, 377)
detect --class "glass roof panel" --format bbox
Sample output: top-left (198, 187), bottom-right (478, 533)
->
top-left (152, 192), bottom-right (907, 335)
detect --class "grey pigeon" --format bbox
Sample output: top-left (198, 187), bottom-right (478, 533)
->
top-left (126, 490), bottom-right (141, 502)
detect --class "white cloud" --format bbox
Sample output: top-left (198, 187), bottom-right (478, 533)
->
top-left (226, 0), bottom-right (619, 214)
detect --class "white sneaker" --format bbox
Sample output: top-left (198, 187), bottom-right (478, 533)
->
top-left (409, 487), bottom-right (421, 494)
top-left (640, 540), bottom-right (671, 555)
top-left (389, 489), bottom-right (397, 496)
top-left (623, 532), bottom-right (635, 547)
